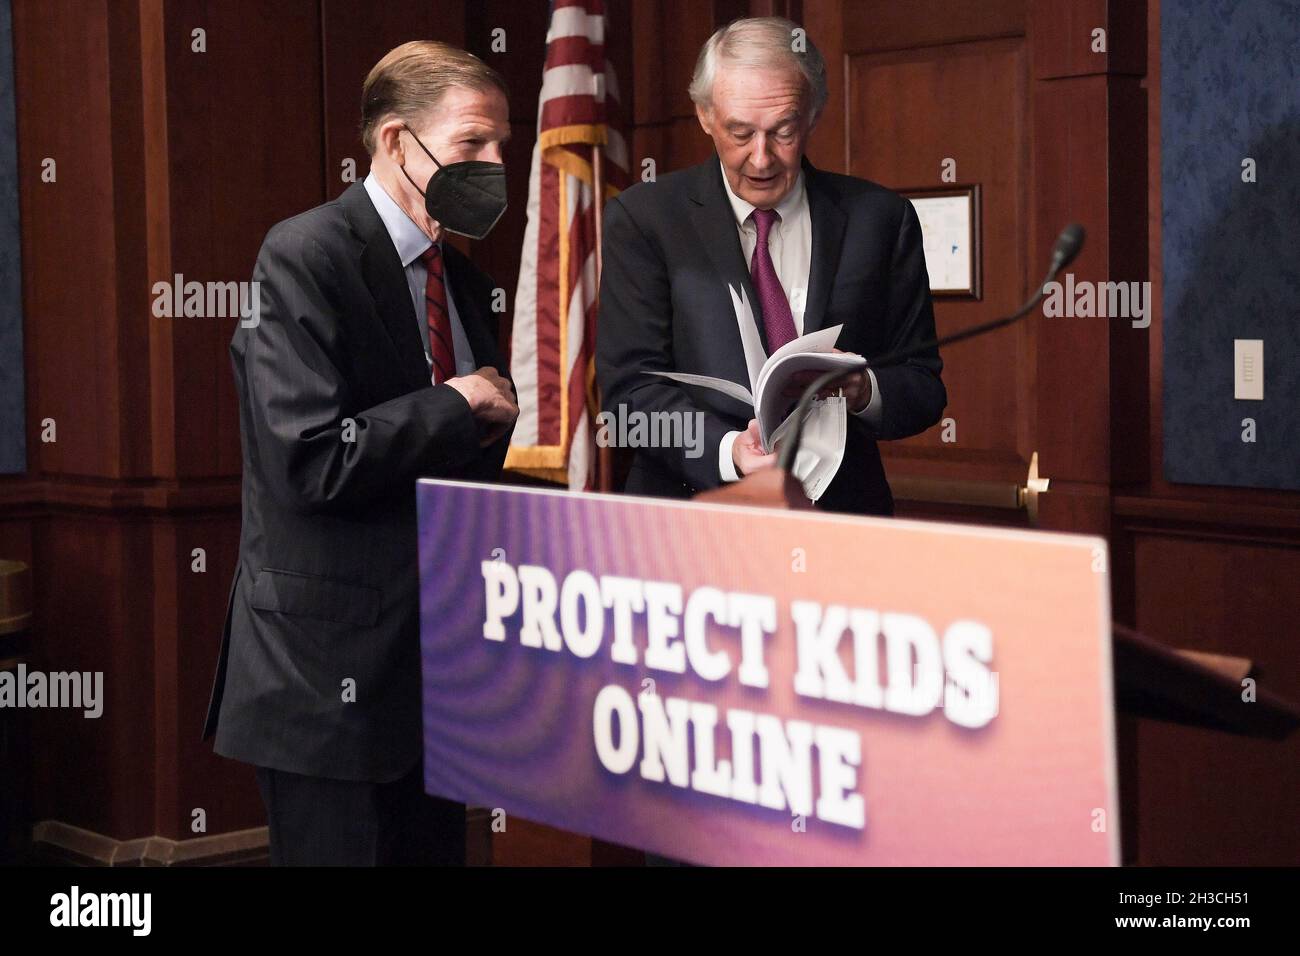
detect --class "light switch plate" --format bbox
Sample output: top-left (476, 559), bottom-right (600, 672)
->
top-left (1234, 339), bottom-right (1264, 401)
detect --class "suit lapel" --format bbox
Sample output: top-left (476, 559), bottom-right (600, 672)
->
top-left (341, 183), bottom-right (431, 390)
top-left (802, 157), bottom-right (846, 336)
top-left (686, 160), bottom-right (768, 387)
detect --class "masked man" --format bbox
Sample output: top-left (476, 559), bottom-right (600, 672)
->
top-left (202, 41), bottom-right (517, 865)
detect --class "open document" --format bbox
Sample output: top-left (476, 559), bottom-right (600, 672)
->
top-left (646, 287), bottom-right (859, 500)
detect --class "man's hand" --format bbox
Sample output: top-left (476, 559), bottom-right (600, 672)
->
top-left (445, 367), bottom-right (519, 447)
top-left (837, 366), bottom-right (872, 413)
top-left (781, 348), bottom-right (871, 412)
top-left (732, 418), bottom-right (778, 476)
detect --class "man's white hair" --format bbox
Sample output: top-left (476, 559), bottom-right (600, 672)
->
top-left (688, 17), bottom-right (828, 121)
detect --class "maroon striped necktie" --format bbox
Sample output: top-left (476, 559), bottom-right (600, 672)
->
top-left (420, 244), bottom-right (455, 383)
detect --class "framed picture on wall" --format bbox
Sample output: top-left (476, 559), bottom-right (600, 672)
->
top-left (901, 184), bottom-right (982, 299)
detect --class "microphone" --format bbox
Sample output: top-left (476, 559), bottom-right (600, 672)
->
top-left (1050, 223), bottom-right (1085, 273)
top-left (776, 224), bottom-right (1086, 473)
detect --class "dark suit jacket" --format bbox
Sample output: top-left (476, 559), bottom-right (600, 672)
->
top-left (202, 181), bottom-right (512, 783)
top-left (596, 157), bottom-right (946, 515)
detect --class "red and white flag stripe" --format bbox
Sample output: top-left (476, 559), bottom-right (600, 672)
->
top-left (507, 0), bottom-right (629, 489)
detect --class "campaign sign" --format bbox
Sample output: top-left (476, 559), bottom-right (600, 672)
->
top-left (416, 479), bottom-right (1118, 866)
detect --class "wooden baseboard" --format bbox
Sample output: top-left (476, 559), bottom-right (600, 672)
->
top-left (30, 820), bottom-right (268, 867)
top-left (33, 813), bottom-right (638, 867)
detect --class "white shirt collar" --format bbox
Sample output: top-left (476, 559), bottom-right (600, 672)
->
top-left (719, 159), bottom-right (806, 228)
top-left (363, 171), bottom-right (435, 268)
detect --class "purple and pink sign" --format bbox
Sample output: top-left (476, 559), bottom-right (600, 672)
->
top-left (416, 479), bottom-right (1118, 865)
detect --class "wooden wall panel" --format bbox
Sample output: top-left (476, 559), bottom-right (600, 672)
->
top-left (161, 0), bottom-right (323, 480)
top-left (800, 0), bottom-right (843, 172)
top-left (842, 0), bottom-right (1025, 52)
top-left (172, 513), bottom-right (245, 840)
top-left (12, 1), bottom-right (126, 479)
top-left (1029, 75), bottom-right (1114, 492)
top-left (320, 0), bottom-right (465, 203)
top-left (846, 39), bottom-right (1031, 484)
top-left (631, 0), bottom-right (715, 128)
top-left (1026, 0), bottom-right (1149, 539)
top-left (1032, 0), bottom-right (1145, 79)
top-left (632, 115), bottom-right (714, 182)
top-left (1129, 529), bottom-right (1300, 864)
top-left (29, 515), bottom-right (155, 839)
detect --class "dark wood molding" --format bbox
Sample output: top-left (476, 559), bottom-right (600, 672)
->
top-left (31, 820), bottom-right (268, 867)
top-left (0, 476), bottom-right (240, 513)
top-left (1115, 495), bottom-right (1300, 535)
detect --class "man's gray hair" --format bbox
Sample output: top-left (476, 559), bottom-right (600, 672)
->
top-left (688, 17), bottom-right (828, 121)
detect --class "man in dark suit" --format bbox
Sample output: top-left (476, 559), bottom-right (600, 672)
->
top-left (202, 41), bottom-right (518, 865)
top-left (597, 17), bottom-right (946, 516)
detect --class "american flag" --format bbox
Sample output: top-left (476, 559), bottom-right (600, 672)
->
top-left (505, 0), bottom-right (630, 489)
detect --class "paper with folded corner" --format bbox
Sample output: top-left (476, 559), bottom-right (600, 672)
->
top-left (645, 286), bottom-right (860, 499)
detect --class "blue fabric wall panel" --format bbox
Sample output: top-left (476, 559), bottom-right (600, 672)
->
top-left (1161, 0), bottom-right (1300, 491)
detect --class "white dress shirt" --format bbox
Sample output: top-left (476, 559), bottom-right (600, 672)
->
top-left (715, 161), bottom-right (882, 481)
top-left (363, 172), bottom-right (477, 380)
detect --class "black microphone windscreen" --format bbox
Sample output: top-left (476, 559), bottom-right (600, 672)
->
top-left (1053, 223), bottom-right (1086, 270)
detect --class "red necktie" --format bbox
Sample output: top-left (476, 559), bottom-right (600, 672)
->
top-left (420, 244), bottom-right (455, 383)
top-left (749, 208), bottom-right (798, 353)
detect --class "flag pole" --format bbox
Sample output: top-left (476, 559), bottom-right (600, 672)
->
top-left (592, 141), bottom-right (612, 492)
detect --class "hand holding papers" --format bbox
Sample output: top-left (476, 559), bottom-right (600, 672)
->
top-left (646, 287), bottom-right (857, 500)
